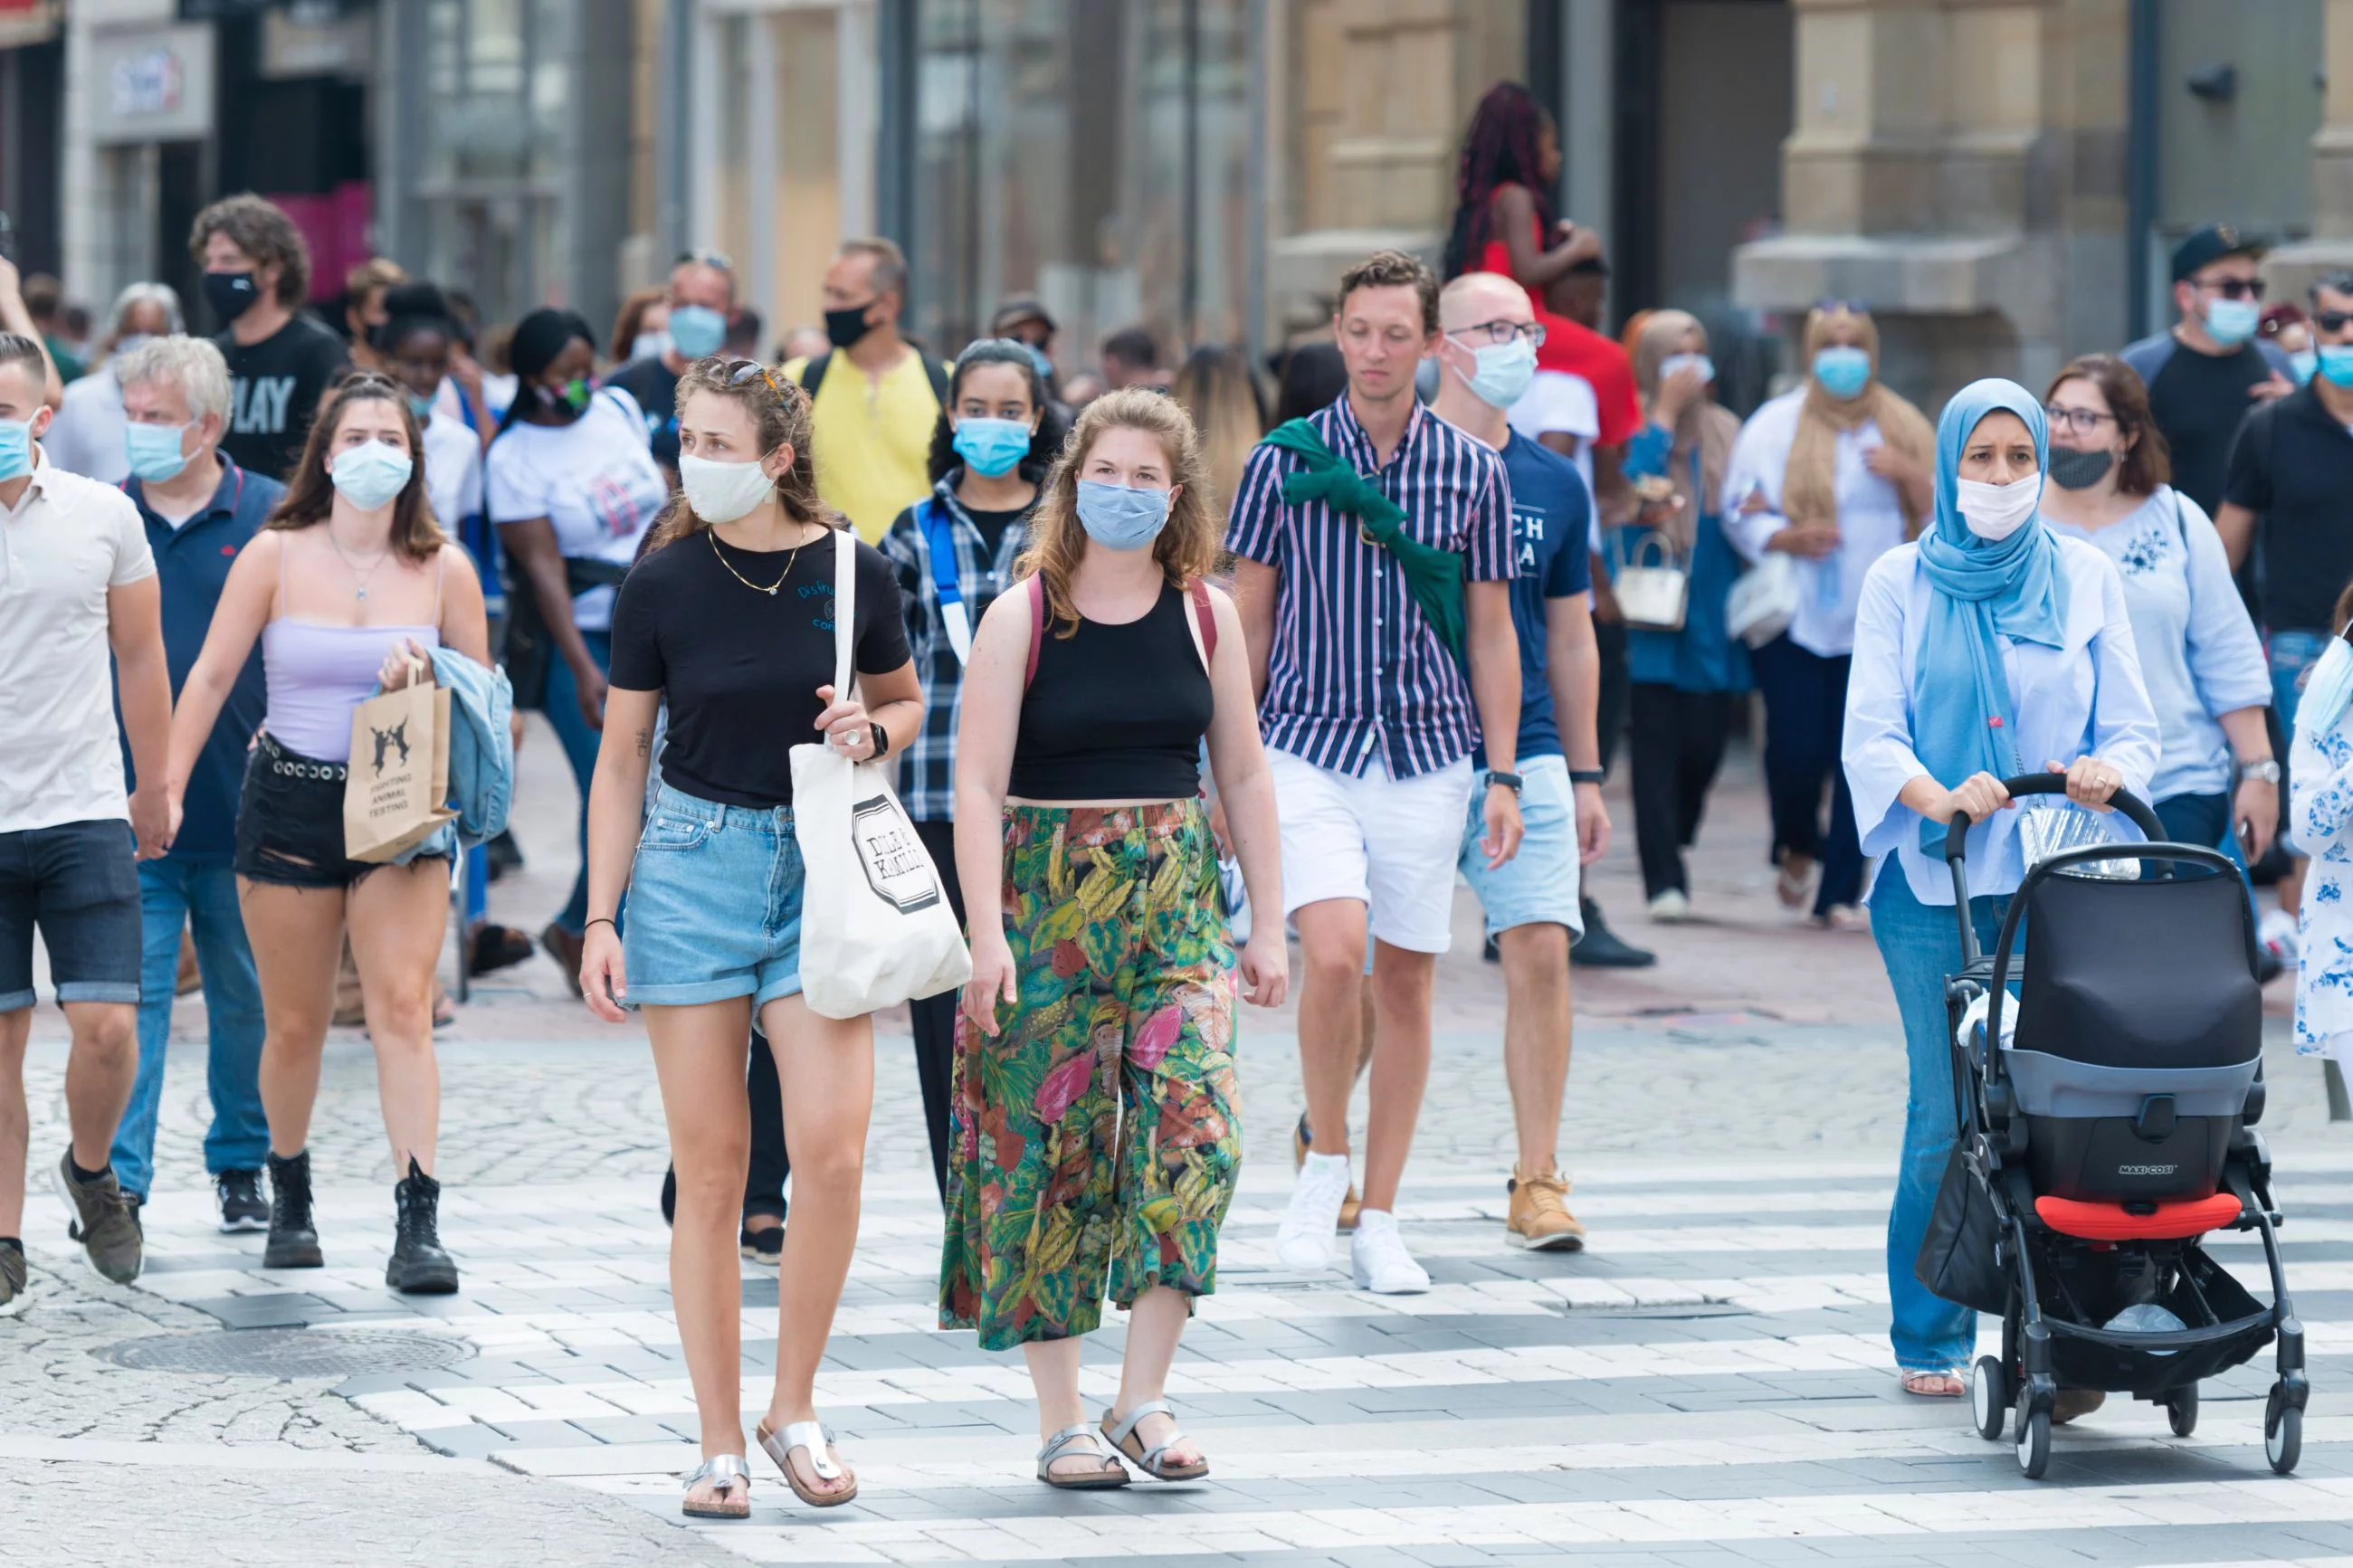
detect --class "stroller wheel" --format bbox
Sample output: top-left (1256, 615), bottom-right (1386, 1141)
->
top-left (2166, 1383), bottom-right (2198, 1438)
top-left (1970, 1355), bottom-right (2008, 1440)
top-left (2266, 1387), bottom-right (2302, 1475)
top-left (2015, 1403), bottom-right (2052, 1479)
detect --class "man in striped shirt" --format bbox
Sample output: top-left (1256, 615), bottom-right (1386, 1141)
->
top-left (1229, 250), bottom-right (1527, 1294)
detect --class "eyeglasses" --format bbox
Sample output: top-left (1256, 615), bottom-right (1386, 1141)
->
top-left (2044, 404), bottom-right (2120, 436)
top-left (2193, 276), bottom-right (2267, 300)
top-left (1445, 319), bottom-right (1547, 348)
top-left (2314, 310), bottom-right (2353, 334)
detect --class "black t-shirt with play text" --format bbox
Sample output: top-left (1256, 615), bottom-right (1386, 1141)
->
top-left (608, 527), bottom-right (911, 807)
top-left (213, 314), bottom-right (352, 485)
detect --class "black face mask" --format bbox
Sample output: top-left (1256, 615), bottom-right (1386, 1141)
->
top-left (2048, 444), bottom-right (2116, 491)
top-left (824, 301), bottom-right (877, 352)
top-left (204, 271), bottom-right (260, 325)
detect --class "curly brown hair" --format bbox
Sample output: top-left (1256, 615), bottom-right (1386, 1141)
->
top-left (643, 356), bottom-right (836, 551)
top-left (1338, 249), bottom-right (1439, 335)
top-left (263, 372), bottom-right (442, 560)
top-left (1016, 387), bottom-right (1219, 640)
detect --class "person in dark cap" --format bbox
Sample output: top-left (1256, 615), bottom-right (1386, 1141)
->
top-left (2118, 223), bottom-right (2295, 521)
top-left (989, 295), bottom-right (1062, 404)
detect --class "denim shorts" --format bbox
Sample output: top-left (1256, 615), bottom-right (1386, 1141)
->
top-left (1457, 754), bottom-right (1586, 942)
top-left (0, 819), bottom-right (141, 1012)
top-left (623, 784), bottom-right (805, 1010)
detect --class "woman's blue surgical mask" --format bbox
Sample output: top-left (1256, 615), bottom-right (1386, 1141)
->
top-left (665, 304), bottom-right (727, 360)
top-left (630, 331), bottom-right (671, 363)
top-left (2318, 345), bottom-right (2353, 389)
top-left (329, 442), bottom-right (414, 510)
top-left (405, 392), bottom-right (436, 421)
top-left (952, 416), bottom-right (1033, 479)
top-left (0, 417), bottom-right (33, 481)
top-left (124, 421), bottom-right (192, 482)
top-left (1074, 480), bottom-right (1170, 552)
top-left (1456, 337), bottom-right (1538, 410)
top-left (1659, 352), bottom-right (1715, 386)
top-left (2299, 634), bottom-right (2353, 743)
top-left (2204, 296), bottom-right (2261, 347)
top-left (1813, 346), bottom-right (1872, 401)
top-left (2291, 347), bottom-right (2320, 385)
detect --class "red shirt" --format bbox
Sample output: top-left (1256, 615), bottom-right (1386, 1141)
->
top-left (1472, 226), bottom-right (1641, 450)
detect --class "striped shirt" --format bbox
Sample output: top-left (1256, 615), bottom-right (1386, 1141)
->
top-left (879, 476), bottom-right (1034, 821)
top-left (1226, 394), bottom-right (1515, 779)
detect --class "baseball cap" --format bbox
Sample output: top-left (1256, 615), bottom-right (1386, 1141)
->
top-left (990, 294), bottom-right (1056, 335)
top-left (2171, 223), bottom-right (2266, 282)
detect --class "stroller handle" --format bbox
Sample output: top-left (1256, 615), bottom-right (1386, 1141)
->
top-left (1941, 773), bottom-right (2164, 865)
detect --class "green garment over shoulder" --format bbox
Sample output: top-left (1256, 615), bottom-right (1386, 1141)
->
top-left (1257, 418), bottom-right (1469, 670)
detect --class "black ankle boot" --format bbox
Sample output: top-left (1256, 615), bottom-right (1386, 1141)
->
top-left (388, 1157), bottom-right (459, 1295)
top-left (263, 1150), bottom-right (324, 1269)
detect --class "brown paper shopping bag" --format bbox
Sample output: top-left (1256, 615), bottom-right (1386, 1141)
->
top-left (344, 666), bottom-right (457, 863)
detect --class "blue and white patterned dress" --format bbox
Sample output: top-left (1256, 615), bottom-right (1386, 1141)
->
top-left (2291, 693), bottom-right (2353, 1055)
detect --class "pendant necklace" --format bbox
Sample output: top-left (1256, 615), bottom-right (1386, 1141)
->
top-left (326, 527), bottom-right (392, 601)
top-left (709, 526), bottom-right (809, 595)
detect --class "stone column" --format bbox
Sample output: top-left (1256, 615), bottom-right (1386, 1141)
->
top-left (2265, 0), bottom-right (2353, 300)
top-left (1734, 0), bottom-right (2130, 408)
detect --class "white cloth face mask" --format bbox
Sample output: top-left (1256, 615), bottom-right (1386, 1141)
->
top-left (1954, 475), bottom-right (2042, 542)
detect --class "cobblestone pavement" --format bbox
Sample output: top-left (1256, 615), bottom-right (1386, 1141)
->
top-left (7, 722), bottom-right (2350, 1565)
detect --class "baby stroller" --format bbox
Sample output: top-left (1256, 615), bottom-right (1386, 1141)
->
top-left (1919, 774), bottom-right (2305, 1479)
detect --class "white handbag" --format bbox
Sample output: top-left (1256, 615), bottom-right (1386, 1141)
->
top-left (1613, 529), bottom-right (1689, 632)
top-left (1727, 551), bottom-right (1801, 649)
top-left (789, 528), bottom-right (974, 1019)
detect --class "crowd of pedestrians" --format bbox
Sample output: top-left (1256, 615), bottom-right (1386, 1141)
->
top-left (5, 81), bottom-right (2352, 1507)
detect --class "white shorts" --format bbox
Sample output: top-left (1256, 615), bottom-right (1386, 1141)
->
top-left (1269, 747), bottom-right (1475, 954)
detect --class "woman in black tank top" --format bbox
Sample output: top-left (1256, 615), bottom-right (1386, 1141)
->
top-left (942, 389), bottom-right (1285, 1488)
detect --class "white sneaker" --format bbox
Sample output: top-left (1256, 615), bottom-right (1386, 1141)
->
top-left (1277, 1153), bottom-right (1352, 1271)
top-left (1349, 1209), bottom-right (1430, 1294)
top-left (1648, 889), bottom-right (1692, 923)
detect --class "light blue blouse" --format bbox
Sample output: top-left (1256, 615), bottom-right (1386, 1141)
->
top-left (1843, 535), bottom-right (2161, 905)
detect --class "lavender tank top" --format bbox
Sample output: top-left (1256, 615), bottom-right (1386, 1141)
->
top-left (260, 540), bottom-right (445, 763)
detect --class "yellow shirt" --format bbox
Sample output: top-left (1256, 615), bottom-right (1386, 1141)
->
top-left (784, 347), bottom-right (945, 544)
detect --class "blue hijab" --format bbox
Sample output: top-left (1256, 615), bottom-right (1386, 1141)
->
top-left (1911, 378), bottom-right (2068, 851)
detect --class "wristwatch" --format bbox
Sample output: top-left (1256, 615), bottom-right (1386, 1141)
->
top-left (868, 721), bottom-right (890, 761)
top-left (1568, 768), bottom-right (1606, 785)
top-left (1487, 770), bottom-right (1523, 794)
top-left (2241, 758), bottom-right (2282, 784)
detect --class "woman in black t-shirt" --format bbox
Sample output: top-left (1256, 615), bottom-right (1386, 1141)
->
top-left (579, 358), bottom-right (919, 1519)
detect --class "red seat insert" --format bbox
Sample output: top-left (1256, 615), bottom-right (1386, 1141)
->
top-left (2034, 1192), bottom-right (2243, 1240)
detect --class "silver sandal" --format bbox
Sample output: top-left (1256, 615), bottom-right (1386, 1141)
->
top-left (1100, 1399), bottom-right (1210, 1481)
top-left (1036, 1422), bottom-right (1130, 1489)
top-left (681, 1453), bottom-right (751, 1518)
top-left (756, 1418), bottom-right (859, 1507)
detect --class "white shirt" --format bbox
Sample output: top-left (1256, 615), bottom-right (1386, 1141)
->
top-left (1720, 388), bottom-right (1911, 658)
top-left (483, 387), bottom-right (666, 632)
top-left (2045, 487), bottom-right (2269, 802)
top-left (1843, 537), bottom-right (2160, 906)
top-left (2293, 698), bottom-right (2353, 1047)
top-left (43, 364), bottom-right (129, 485)
top-left (1507, 369), bottom-right (1602, 555)
top-left (0, 448), bottom-right (157, 832)
top-left (421, 413), bottom-right (484, 536)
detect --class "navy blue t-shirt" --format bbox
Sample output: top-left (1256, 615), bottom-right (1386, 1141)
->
top-left (1486, 432), bottom-right (1593, 765)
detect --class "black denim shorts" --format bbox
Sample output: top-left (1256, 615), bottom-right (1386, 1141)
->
top-left (234, 735), bottom-right (446, 889)
top-left (0, 818), bottom-right (141, 1011)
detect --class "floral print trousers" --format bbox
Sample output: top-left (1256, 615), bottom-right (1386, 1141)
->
top-left (939, 800), bottom-right (1243, 1352)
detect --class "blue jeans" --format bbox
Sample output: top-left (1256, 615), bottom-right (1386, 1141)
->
top-left (541, 630), bottom-right (612, 936)
top-left (110, 858), bottom-right (268, 1199)
top-left (2155, 791), bottom-right (2259, 927)
top-left (1750, 636), bottom-right (1864, 914)
top-left (1872, 862), bottom-right (2006, 1373)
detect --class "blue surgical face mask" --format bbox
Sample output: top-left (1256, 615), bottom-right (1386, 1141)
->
top-left (630, 330), bottom-right (671, 362)
top-left (1659, 352), bottom-right (1715, 386)
top-left (0, 417), bottom-right (33, 481)
top-left (2299, 634), bottom-right (2353, 742)
top-left (2291, 347), bottom-right (2319, 385)
top-left (329, 442), bottom-right (414, 510)
top-left (2319, 345), bottom-right (2353, 388)
top-left (1026, 344), bottom-right (1055, 381)
top-left (666, 304), bottom-right (727, 360)
top-left (405, 392), bottom-right (436, 421)
top-left (125, 420), bottom-right (191, 482)
top-left (1813, 345), bottom-right (1872, 401)
top-left (1455, 337), bottom-right (1537, 410)
top-left (1074, 479), bottom-right (1170, 552)
top-left (952, 415), bottom-right (1033, 479)
top-left (2204, 295), bottom-right (2261, 347)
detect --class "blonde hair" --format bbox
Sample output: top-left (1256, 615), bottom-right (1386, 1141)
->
top-left (1171, 347), bottom-right (1265, 526)
top-left (643, 356), bottom-right (834, 551)
top-left (1016, 387), bottom-right (1220, 639)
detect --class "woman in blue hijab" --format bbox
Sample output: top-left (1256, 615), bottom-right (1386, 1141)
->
top-left (1842, 378), bottom-right (2159, 1402)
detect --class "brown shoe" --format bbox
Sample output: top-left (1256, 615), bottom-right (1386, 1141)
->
top-left (52, 1152), bottom-right (143, 1284)
top-left (541, 921), bottom-right (586, 999)
top-left (1506, 1164), bottom-right (1586, 1252)
top-left (1291, 1114), bottom-right (1359, 1231)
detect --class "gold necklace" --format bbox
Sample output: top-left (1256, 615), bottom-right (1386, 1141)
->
top-left (708, 525), bottom-right (810, 595)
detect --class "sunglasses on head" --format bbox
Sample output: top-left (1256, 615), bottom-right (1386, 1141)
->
top-left (724, 357), bottom-right (785, 396)
top-left (675, 248), bottom-right (735, 273)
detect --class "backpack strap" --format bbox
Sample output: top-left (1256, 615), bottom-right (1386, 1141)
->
top-left (1024, 575), bottom-right (1047, 690)
top-left (919, 499), bottom-right (972, 664)
top-left (1186, 577), bottom-right (1217, 671)
top-left (797, 352), bottom-right (831, 398)
top-left (921, 355), bottom-right (950, 406)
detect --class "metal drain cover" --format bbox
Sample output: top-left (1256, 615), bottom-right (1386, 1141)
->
top-left (94, 1328), bottom-right (472, 1379)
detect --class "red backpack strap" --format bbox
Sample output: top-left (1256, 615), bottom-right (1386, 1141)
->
top-left (1187, 577), bottom-right (1217, 670)
top-left (1024, 574), bottom-right (1047, 690)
